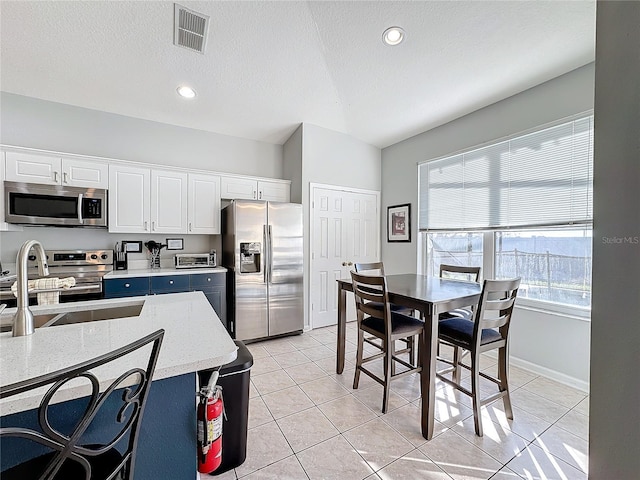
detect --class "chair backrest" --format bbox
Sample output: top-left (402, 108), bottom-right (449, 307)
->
top-left (350, 271), bottom-right (391, 327)
top-left (354, 261), bottom-right (386, 276)
top-left (439, 264), bottom-right (481, 282)
top-left (473, 278), bottom-right (520, 345)
top-left (0, 329), bottom-right (165, 480)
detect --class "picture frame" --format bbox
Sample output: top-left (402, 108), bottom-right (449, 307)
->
top-left (123, 241), bottom-right (143, 253)
top-left (165, 238), bottom-right (184, 251)
top-left (387, 203), bottom-right (411, 242)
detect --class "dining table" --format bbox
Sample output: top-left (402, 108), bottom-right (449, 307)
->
top-left (335, 274), bottom-right (482, 440)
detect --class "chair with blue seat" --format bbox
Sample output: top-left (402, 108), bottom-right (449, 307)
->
top-left (354, 262), bottom-right (418, 370)
top-left (351, 271), bottom-right (424, 413)
top-left (0, 329), bottom-right (164, 479)
top-left (439, 264), bottom-right (482, 320)
top-left (436, 278), bottom-right (520, 436)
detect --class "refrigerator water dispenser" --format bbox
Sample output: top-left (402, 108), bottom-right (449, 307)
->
top-left (240, 242), bottom-right (261, 273)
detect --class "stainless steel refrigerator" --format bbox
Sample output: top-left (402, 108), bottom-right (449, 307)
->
top-left (222, 200), bottom-right (303, 341)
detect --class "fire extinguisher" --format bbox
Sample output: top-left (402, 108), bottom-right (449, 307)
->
top-left (197, 370), bottom-right (224, 474)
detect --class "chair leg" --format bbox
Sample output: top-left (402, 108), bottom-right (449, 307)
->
top-left (408, 336), bottom-right (415, 367)
top-left (353, 327), bottom-right (364, 389)
top-left (452, 346), bottom-right (463, 383)
top-left (382, 336), bottom-right (393, 414)
top-left (471, 352), bottom-right (483, 437)
top-left (498, 345), bottom-right (513, 420)
top-left (391, 340), bottom-right (396, 376)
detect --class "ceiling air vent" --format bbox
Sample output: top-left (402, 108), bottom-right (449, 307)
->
top-left (174, 4), bottom-right (210, 54)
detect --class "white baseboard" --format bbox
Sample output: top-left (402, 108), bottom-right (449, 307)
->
top-left (484, 352), bottom-right (590, 393)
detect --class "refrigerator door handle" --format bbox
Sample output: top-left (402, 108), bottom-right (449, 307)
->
top-left (263, 224), bottom-right (268, 283)
top-left (268, 225), bottom-right (273, 283)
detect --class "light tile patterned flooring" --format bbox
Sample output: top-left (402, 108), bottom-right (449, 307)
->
top-left (202, 323), bottom-right (589, 480)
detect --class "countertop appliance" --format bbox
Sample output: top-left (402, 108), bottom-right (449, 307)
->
top-left (0, 249), bottom-right (113, 304)
top-left (174, 253), bottom-right (216, 269)
top-left (222, 200), bottom-right (303, 341)
top-left (4, 181), bottom-right (107, 227)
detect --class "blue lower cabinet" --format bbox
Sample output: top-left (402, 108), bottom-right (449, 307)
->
top-left (104, 277), bottom-right (150, 298)
top-left (189, 274), bottom-right (227, 330)
top-left (0, 373), bottom-right (197, 480)
top-left (150, 275), bottom-right (189, 294)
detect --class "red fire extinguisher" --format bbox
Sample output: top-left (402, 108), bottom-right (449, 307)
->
top-left (197, 370), bottom-right (224, 474)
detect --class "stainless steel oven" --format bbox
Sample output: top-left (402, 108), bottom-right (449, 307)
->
top-left (4, 181), bottom-right (107, 227)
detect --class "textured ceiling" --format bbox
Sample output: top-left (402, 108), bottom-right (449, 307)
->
top-left (0, 1), bottom-right (596, 148)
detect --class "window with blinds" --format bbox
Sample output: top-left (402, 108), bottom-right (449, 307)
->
top-left (418, 116), bottom-right (594, 231)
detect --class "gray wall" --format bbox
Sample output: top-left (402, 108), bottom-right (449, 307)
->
top-left (283, 124), bottom-right (303, 204)
top-left (380, 64), bottom-right (595, 387)
top-left (590, 2), bottom-right (640, 476)
top-left (0, 93), bottom-right (282, 177)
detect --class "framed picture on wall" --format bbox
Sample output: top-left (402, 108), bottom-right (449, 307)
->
top-left (387, 203), bottom-right (411, 242)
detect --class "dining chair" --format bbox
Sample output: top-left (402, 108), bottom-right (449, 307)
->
top-left (351, 271), bottom-right (424, 413)
top-left (439, 264), bottom-right (482, 320)
top-left (354, 262), bottom-right (417, 370)
top-left (436, 278), bottom-right (520, 436)
top-left (0, 329), bottom-right (165, 480)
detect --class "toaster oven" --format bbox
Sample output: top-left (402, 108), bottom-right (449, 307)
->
top-left (174, 253), bottom-right (215, 269)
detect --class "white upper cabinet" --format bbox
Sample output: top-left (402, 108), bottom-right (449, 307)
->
top-left (188, 173), bottom-right (221, 234)
top-left (151, 169), bottom-right (188, 234)
top-left (109, 164), bottom-right (151, 233)
top-left (258, 179), bottom-right (290, 202)
top-left (5, 151), bottom-right (108, 188)
top-left (61, 158), bottom-right (109, 189)
top-left (220, 176), bottom-right (257, 200)
top-left (220, 175), bottom-right (290, 202)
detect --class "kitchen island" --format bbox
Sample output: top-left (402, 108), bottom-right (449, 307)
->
top-left (0, 291), bottom-right (237, 479)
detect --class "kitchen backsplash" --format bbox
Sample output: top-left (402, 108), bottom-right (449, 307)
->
top-left (0, 227), bottom-right (221, 270)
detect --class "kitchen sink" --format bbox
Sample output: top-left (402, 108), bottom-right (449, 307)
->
top-left (52, 304), bottom-right (143, 326)
top-left (0, 303), bottom-right (144, 333)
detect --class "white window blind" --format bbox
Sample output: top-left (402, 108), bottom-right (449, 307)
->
top-left (419, 116), bottom-right (593, 231)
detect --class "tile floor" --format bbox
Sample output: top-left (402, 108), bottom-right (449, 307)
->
top-left (202, 323), bottom-right (589, 480)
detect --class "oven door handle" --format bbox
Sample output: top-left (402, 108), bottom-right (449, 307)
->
top-left (77, 194), bottom-right (84, 224)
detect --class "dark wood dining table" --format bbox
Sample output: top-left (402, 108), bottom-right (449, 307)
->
top-left (336, 274), bottom-right (482, 440)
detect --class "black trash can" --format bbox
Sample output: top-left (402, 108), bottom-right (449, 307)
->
top-left (198, 340), bottom-right (253, 475)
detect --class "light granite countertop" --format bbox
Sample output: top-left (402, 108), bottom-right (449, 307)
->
top-left (103, 266), bottom-right (227, 279)
top-left (0, 291), bottom-right (237, 415)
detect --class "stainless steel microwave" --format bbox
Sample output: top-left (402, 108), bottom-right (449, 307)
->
top-left (4, 181), bottom-right (108, 227)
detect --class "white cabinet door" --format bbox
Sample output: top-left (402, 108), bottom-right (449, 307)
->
top-left (258, 180), bottom-right (290, 202)
top-left (62, 159), bottom-right (108, 189)
top-left (151, 170), bottom-right (188, 234)
top-left (220, 176), bottom-right (257, 200)
top-left (109, 165), bottom-right (151, 233)
top-left (5, 151), bottom-right (60, 185)
top-left (188, 173), bottom-right (221, 234)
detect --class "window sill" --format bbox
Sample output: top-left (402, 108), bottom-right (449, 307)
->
top-left (515, 298), bottom-right (591, 322)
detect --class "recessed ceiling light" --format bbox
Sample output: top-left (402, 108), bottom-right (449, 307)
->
top-left (382, 26), bottom-right (405, 46)
top-left (176, 85), bottom-right (196, 99)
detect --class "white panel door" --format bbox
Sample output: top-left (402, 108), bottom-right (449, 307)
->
top-left (258, 180), bottom-right (290, 202)
top-left (188, 173), bottom-right (221, 234)
top-left (62, 158), bottom-right (108, 189)
top-left (220, 176), bottom-right (257, 200)
top-left (310, 186), bottom-right (380, 328)
top-left (109, 165), bottom-right (150, 233)
top-left (151, 170), bottom-right (187, 234)
top-left (5, 151), bottom-right (60, 185)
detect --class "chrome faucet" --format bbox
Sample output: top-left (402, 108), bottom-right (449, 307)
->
top-left (13, 240), bottom-right (49, 336)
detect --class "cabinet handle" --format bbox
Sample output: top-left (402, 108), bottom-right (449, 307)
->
top-left (189, 222), bottom-right (193, 232)
top-left (207, 277), bottom-right (211, 282)
top-left (253, 190), bottom-right (257, 199)
top-left (348, 262), bottom-right (353, 266)
top-left (124, 283), bottom-right (130, 288)
top-left (259, 191), bottom-right (262, 199)
top-left (342, 262), bottom-right (347, 266)
top-left (144, 221), bottom-right (148, 231)
top-left (63, 172), bottom-right (68, 183)
top-left (169, 280), bottom-right (174, 284)
top-left (152, 221), bottom-right (155, 231)
top-left (53, 171), bottom-right (59, 183)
